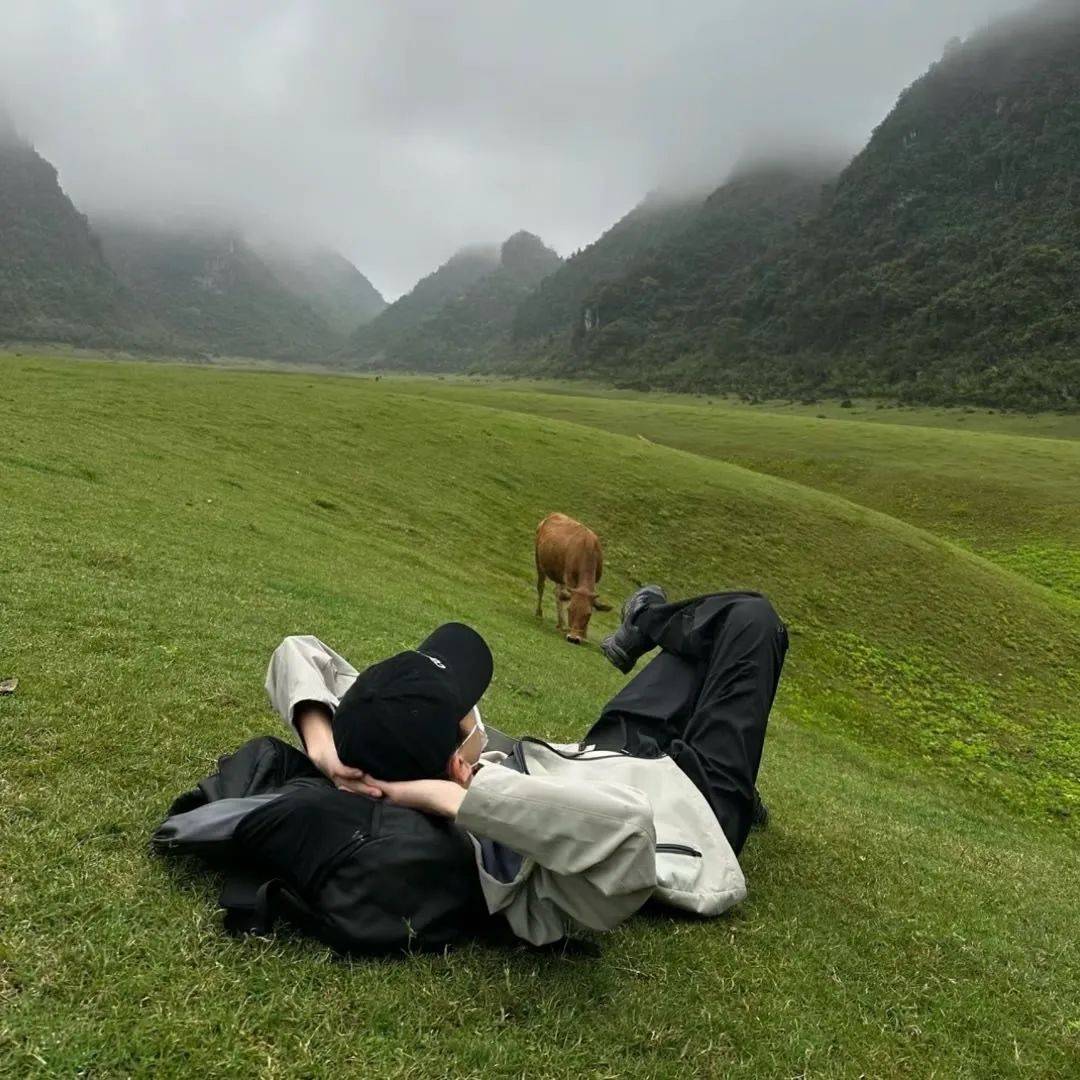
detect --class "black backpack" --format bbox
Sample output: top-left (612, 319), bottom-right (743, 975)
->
top-left (153, 737), bottom-right (489, 955)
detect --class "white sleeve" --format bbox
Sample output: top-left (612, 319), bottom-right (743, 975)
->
top-left (457, 766), bottom-right (657, 941)
top-left (263, 635), bottom-right (359, 739)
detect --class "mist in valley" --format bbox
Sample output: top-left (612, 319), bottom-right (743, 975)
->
top-left (0, 0), bottom-right (1028, 298)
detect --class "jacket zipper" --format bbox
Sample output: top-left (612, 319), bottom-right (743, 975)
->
top-left (308, 831), bottom-right (370, 894)
top-left (511, 740), bottom-right (531, 775)
top-left (514, 736), bottom-right (633, 770)
top-left (655, 843), bottom-right (702, 857)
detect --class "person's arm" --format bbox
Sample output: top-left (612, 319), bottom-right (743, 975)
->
top-left (295, 703), bottom-right (381, 797)
top-left (365, 777), bottom-right (467, 817)
top-left (456, 767), bottom-right (656, 895)
top-left (264, 635), bottom-right (358, 738)
top-left (368, 768), bottom-right (657, 939)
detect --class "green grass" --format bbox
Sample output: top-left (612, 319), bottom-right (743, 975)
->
top-left (387, 375), bottom-right (1080, 440)
top-left (1, 354), bottom-right (1078, 1077)
top-left (376, 378), bottom-right (1080, 603)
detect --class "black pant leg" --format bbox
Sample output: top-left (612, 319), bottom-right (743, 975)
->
top-left (650, 593), bottom-right (788, 854)
top-left (585, 591), bottom-right (771, 749)
top-left (633, 590), bottom-right (772, 662)
top-left (584, 591), bottom-right (787, 854)
top-left (583, 651), bottom-right (703, 756)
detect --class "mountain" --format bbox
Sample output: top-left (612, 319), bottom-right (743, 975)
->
top-left (0, 116), bottom-right (372, 357)
top-left (379, 231), bottom-right (562, 370)
top-left (0, 118), bottom-right (144, 345)
top-left (545, 0), bottom-right (1080, 408)
top-left (7, 0), bottom-right (1080, 408)
top-left (558, 160), bottom-right (838, 384)
top-left (511, 192), bottom-right (703, 344)
top-left (496, 0), bottom-right (1080, 408)
top-left (256, 245), bottom-right (385, 335)
top-left (95, 221), bottom-right (345, 359)
top-left (734, 0), bottom-right (1080, 407)
top-left (349, 244), bottom-right (500, 359)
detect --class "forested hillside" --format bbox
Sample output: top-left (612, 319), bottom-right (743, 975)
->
top-left (0, 113), bottom-right (378, 360)
top-left (0, 118), bottom-right (143, 345)
top-left (374, 231), bottom-right (561, 370)
top-left (518, 0), bottom-right (1080, 408)
top-left (95, 222), bottom-right (345, 359)
top-left (349, 245), bottom-right (500, 360)
top-left (510, 192), bottom-right (702, 343)
top-left (730, 0), bottom-right (1080, 407)
top-left (544, 162), bottom-right (837, 387)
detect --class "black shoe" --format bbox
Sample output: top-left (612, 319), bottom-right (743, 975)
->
top-left (751, 789), bottom-right (769, 830)
top-left (600, 584), bottom-right (667, 673)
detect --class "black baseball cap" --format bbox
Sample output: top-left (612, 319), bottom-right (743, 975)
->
top-left (332, 623), bottom-right (493, 780)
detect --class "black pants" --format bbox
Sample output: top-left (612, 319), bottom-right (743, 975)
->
top-left (583, 592), bottom-right (788, 855)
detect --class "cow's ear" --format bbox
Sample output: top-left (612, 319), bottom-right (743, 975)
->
top-left (592, 597), bottom-right (613, 611)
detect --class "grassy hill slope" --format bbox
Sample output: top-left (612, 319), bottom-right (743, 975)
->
top-left (379, 380), bottom-right (1080, 601)
top-left (0, 355), bottom-right (1076, 1076)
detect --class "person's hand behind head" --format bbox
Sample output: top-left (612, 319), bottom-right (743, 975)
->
top-left (296, 702), bottom-right (383, 797)
top-left (317, 753), bottom-right (384, 798)
top-left (362, 776), bottom-right (466, 819)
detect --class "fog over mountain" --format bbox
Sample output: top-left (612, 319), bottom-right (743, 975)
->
top-left (1, 1), bottom-right (1026, 298)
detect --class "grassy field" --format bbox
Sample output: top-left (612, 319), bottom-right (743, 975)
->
top-left (1, 353), bottom-right (1077, 1077)
top-left (379, 379), bottom-right (1080, 603)
top-left (344, 372), bottom-right (1080, 438)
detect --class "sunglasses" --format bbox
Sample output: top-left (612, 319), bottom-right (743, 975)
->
top-left (456, 704), bottom-right (488, 757)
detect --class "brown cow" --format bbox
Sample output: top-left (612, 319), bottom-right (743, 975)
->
top-left (535, 512), bottom-right (612, 644)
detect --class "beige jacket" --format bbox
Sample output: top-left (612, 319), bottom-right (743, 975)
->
top-left (266, 635), bottom-right (746, 946)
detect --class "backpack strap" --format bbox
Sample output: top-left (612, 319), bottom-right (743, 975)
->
top-left (219, 868), bottom-right (279, 936)
top-left (219, 870), bottom-right (325, 940)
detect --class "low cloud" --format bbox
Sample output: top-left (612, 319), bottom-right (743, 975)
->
top-left (1, 0), bottom-right (1025, 297)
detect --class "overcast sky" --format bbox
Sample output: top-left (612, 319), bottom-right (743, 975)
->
top-left (1, 0), bottom-right (1025, 298)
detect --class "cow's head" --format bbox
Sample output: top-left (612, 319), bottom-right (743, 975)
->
top-left (565, 587), bottom-right (613, 644)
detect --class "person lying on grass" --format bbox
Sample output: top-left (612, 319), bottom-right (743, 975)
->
top-left (266, 588), bottom-right (788, 946)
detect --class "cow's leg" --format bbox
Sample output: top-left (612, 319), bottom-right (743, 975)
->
top-left (535, 569), bottom-right (545, 618)
top-left (556, 586), bottom-right (570, 631)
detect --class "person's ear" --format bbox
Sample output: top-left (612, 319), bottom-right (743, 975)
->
top-left (446, 751), bottom-right (472, 787)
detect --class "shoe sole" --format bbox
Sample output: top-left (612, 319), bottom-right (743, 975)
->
top-left (622, 584), bottom-right (667, 622)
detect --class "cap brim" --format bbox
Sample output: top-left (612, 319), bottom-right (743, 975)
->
top-left (416, 622), bottom-right (493, 710)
